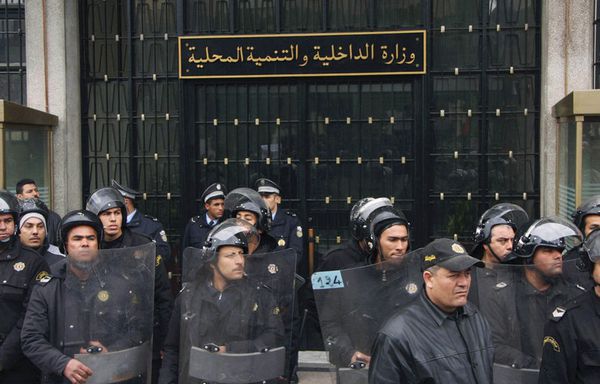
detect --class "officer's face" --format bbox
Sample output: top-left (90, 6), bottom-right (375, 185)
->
top-left (532, 246), bottom-right (563, 278)
top-left (205, 198), bottom-right (225, 219)
top-left (0, 213), bottom-right (15, 241)
top-left (98, 207), bottom-right (123, 240)
top-left (18, 183), bottom-right (40, 199)
top-left (484, 225), bottom-right (515, 263)
top-left (593, 263), bottom-right (600, 296)
top-left (584, 215), bottom-right (600, 237)
top-left (19, 218), bottom-right (46, 249)
top-left (423, 266), bottom-right (471, 313)
top-left (260, 193), bottom-right (280, 212)
top-left (378, 224), bottom-right (409, 261)
top-left (214, 245), bottom-right (245, 280)
top-left (236, 211), bottom-right (257, 226)
top-left (66, 225), bottom-right (99, 261)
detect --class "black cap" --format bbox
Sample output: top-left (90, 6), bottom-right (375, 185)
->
top-left (422, 238), bottom-right (484, 271)
top-left (201, 183), bottom-right (226, 203)
top-left (256, 178), bottom-right (280, 195)
top-left (111, 180), bottom-right (140, 200)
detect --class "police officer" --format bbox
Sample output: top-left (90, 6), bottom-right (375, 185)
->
top-left (22, 210), bottom-right (152, 384)
top-left (18, 198), bottom-right (64, 266)
top-left (468, 203), bottom-right (529, 306)
top-left (318, 197), bottom-right (384, 271)
top-left (159, 219), bottom-right (284, 384)
top-left (86, 187), bottom-right (173, 383)
top-left (256, 178), bottom-right (303, 266)
top-left (485, 217), bottom-right (586, 369)
top-left (538, 228), bottom-right (600, 383)
top-left (111, 180), bottom-right (171, 265)
top-left (225, 187), bottom-right (277, 253)
top-left (182, 183), bottom-right (227, 249)
top-left (0, 191), bottom-right (49, 383)
top-left (572, 195), bottom-right (600, 237)
top-left (16, 178), bottom-right (61, 246)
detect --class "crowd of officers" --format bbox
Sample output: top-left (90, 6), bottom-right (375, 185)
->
top-left (0, 175), bottom-right (600, 383)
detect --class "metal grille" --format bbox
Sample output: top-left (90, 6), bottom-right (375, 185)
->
top-left (81, 0), bottom-right (541, 263)
top-left (0, 0), bottom-right (25, 103)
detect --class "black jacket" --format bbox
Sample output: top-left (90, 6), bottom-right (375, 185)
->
top-left (270, 210), bottom-right (303, 268)
top-left (46, 210), bottom-right (61, 247)
top-left (158, 276), bottom-right (284, 384)
top-left (317, 239), bottom-right (370, 272)
top-left (182, 213), bottom-right (221, 249)
top-left (127, 210), bottom-right (172, 265)
top-left (103, 229), bottom-right (174, 359)
top-left (538, 289), bottom-right (600, 383)
top-left (0, 241), bottom-right (49, 378)
top-left (369, 291), bottom-right (494, 384)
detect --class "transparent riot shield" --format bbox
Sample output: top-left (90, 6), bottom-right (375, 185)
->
top-left (64, 243), bottom-right (155, 384)
top-left (312, 249), bottom-right (423, 384)
top-left (474, 258), bottom-right (589, 384)
top-left (177, 247), bottom-right (296, 384)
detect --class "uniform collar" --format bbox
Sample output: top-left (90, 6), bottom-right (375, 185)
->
top-left (421, 290), bottom-right (472, 326)
top-left (126, 209), bottom-right (138, 224)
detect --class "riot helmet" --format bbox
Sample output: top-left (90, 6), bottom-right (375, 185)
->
top-left (350, 197), bottom-right (374, 240)
top-left (572, 195), bottom-right (600, 235)
top-left (0, 190), bottom-right (20, 223)
top-left (472, 203), bottom-right (529, 260)
top-left (513, 216), bottom-right (583, 261)
top-left (224, 187), bottom-right (271, 233)
top-left (58, 209), bottom-right (103, 253)
top-left (578, 228), bottom-right (600, 275)
top-left (203, 218), bottom-right (260, 262)
top-left (86, 187), bottom-right (127, 219)
top-left (367, 203), bottom-right (410, 256)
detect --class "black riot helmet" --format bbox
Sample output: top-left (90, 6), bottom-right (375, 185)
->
top-left (472, 203), bottom-right (529, 259)
top-left (58, 209), bottom-right (103, 253)
top-left (224, 187), bottom-right (271, 233)
top-left (572, 195), bottom-right (600, 235)
top-left (350, 197), bottom-right (375, 240)
top-left (85, 187), bottom-right (127, 220)
top-left (578, 228), bottom-right (600, 275)
top-left (0, 190), bottom-right (20, 223)
top-left (513, 216), bottom-right (583, 262)
top-left (367, 203), bottom-right (410, 254)
top-left (203, 218), bottom-right (260, 263)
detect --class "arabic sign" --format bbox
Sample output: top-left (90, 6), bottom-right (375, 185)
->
top-left (179, 30), bottom-right (426, 79)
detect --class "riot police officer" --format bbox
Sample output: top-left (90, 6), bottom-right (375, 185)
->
top-left (182, 183), bottom-right (227, 249)
top-left (159, 219), bottom-right (284, 384)
top-left (256, 178), bottom-right (304, 267)
top-left (0, 191), bottom-right (49, 383)
top-left (18, 198), bottom-right (64, 266)
top-left (112, 180), bottom-right (172, 265)
top-left (468, 203), bottom-right (529, 306)
top-left (87, 187), bottom-right (173, 383)
top-left (538, 228), bottom-right (600, 383)
top-left (485, 217), bottom-right (586, 369)
top-left (572, 195), bottom-right (600, 237)
top-left (22, 210), bottom-right (154, 384)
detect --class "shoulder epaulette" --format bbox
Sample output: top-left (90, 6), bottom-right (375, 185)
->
top-left (494, 281), bottom-right (510, 290)
top-left (144, 214), bottom-right (158, 222)
top-left (36, 271), bottom-right (55, 285)
top-left (190, 216), bottom-right (201, 223)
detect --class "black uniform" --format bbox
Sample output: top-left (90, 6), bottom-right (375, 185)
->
top-left (158, 276), bottom-right (284, 384)
top-left (21, 259), bottom-right (148, 384)
top-left (538, 289), bottom-right (600, 383)
top-left (369, 291), bottom-right (494, 384)
top-left (270, 210), bottom-right (303, 266)
top-left (182, 213), bottom-right (221, 249)
top-left (485, 274), bottom-right (585, 369)
top-left (127, 210), bottom-right (172, 265)
top-left (317, 239), bottom-right (370, 272)
top-left (46, 210), bottom-right (62, 247)
top-left (0, 241), bottom-right (49, 383)
top-left (102, 228), bottom-right (173, 381)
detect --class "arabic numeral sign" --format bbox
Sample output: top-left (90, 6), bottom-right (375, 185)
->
top-left (311, 271), bottom-right (345, 290)
top-left (179, 30), bottom-right (426, 79)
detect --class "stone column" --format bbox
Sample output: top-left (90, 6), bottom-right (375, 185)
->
top-left (540, 0), bottom-right (595, 215)
top-left (25, 0), bottom-right (81, 215)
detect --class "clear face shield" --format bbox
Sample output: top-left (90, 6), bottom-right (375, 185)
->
top-left (64, 243), bottom-right (155, 384)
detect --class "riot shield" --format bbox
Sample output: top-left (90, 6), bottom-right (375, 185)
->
top-left (474, 258), bottom-right (589, 384)
top-left (312, 249), bottom-right (423, 383)
top-left (64, 243), bottom-right (155, 384)
top-left (177, 247), bottom-right (296, 384)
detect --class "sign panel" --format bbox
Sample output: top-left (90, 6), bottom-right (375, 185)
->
top-left (179, 30), bottom-right (426, 79)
